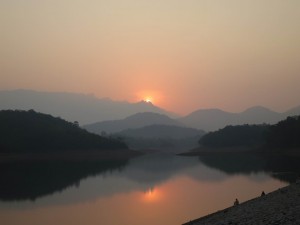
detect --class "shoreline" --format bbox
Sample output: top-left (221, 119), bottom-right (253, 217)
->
top-left (0, 149), bottom-right (142, 163)
top-left (179, 146), bottom-right (300, 157)
top-left (183, 181), bottom-right (300, 225)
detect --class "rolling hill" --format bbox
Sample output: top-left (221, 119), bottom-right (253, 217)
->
top-left (83, 112), bottom-right (183, 134)
top-left (116, 124), bottom-right (204, 139)
top-left (0, 110), bottom-right (127, 153)
top-left (114, 124), bottom-right (205, 151)
top-left (197, 115), bottom-right (300, 150)
top-left (178, 106), bottom-right (299, 131)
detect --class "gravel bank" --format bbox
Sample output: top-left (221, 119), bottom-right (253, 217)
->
top-left (183, 181), bottom-right (300, 225)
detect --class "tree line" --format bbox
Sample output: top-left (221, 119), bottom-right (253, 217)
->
top-left (0, 110), bottom-right (127, 153)
top-left (199, 115), bottom-right (300, 149)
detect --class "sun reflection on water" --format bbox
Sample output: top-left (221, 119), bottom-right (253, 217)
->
top-left (143, 187), bottom-right (161, 202)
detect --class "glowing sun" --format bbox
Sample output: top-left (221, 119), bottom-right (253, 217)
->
top-left (144, 97), bottom-right (152, 103)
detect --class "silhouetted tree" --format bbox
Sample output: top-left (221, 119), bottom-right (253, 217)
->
top-left (198, 115), bottom-right (300, 150)
top-left (265, 115), bottom-right (300, 148)
top-left (0, 110), bottom-right (127, 153)
top-left (199, 124), bottom-right (269, 148)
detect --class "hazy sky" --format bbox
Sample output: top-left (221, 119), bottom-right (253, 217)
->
top-left (1, 0), bottom-right (300, 114)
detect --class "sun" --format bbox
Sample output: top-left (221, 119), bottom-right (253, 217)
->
top-left (136, 90), bottom-right (162, 105)
top-left (144, 97), bottom-right (152, 103)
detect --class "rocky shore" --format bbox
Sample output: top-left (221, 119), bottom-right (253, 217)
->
top-left (183, 181), bottom-right (300, 225)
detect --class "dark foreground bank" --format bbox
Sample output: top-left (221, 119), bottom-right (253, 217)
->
top-left (183, 181), bottom-right (300, 225)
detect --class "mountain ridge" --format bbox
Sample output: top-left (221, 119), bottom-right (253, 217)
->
top-left (178, 105), bottom-right (300, 131)
top-left (0, 89), bottom-right (176, 125)
top-left (83, 112), bottom-right (183, 134)
top-left (116, 124), bottom-right (205, 139)
top-left (113, 124), bottom-right (205, 151)
top-left (1, 89), bottom-right (299, 132)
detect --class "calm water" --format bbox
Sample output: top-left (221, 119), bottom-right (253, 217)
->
top-left (1, 153), bottom-right (297, 225)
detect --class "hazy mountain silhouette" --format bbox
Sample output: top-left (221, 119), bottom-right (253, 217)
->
top-left (116, 124), bottom-right (204, 139)
top-left (178, 109), bottom-right (236, 131)
top-left (114, 124), bottom-right (205, 151)
top-left (0, 89), bottom-right (176, 125)
top-left (284, 105), bottom-right (300, 117)
top-left (2, 90), bottom-right (299, 132)
top-left (83, 112), bottom-right (183, 134)
top-left (178, 106), bottom-right (299, 131)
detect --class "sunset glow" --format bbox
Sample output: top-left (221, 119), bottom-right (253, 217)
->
top-left (135, 89), bottom-right (164, 106)
top-left (145, 98), bottom-right (152, 103)
top-left (1, 0), bottom-right (300, 114)
top-left (0, 1), bottom-right (299, 225)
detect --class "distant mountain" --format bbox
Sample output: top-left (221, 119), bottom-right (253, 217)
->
top-left (178, 106), bottom-right (298, 131)
top-left (238, 106), bottom-right (283, 124)
top-left (0, 89), bottom-right (176, 125)
top-left (284, 105), bottom-right (300, 117)
top-left (0, 110), bottom-right (127, 153)
top-left (83, 112), bottom-right (183, 134)
top-left (114, 125), bottom-right (205, 151)
top-left (178, 109), bottom-right (236, 132)
top-left (116, 124), bottom-right (205, 139)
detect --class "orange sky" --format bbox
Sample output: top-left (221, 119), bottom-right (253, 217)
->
top-left (1, 0), bottom-right (300, 114)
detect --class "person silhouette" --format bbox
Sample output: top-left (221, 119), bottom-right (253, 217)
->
top-left (234, 198), bottom-right (239, 206)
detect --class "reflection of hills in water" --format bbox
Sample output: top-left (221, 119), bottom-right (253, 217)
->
top-left (0, 153), bottom-right (298, 207)
top-left (0, 154), bottom-right (200, 204)
top-left (122, 153), bottom-right (199, 184)
top-left (198, 153), bottom-right (300, 183)
top-left (0, 160), bottom-right (128, 201)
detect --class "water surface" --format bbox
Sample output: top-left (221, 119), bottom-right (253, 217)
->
top-left (0, 153), bottom-right (294, 225)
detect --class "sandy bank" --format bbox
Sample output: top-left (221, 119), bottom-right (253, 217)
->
top-left (183, 181), bottom-right (300, 225)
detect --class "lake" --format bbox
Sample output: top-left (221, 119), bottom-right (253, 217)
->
top-left (1, 152), bottom-right (297, 225)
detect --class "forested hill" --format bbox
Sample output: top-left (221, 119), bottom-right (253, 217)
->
top-left (266, 115), bottom-right (300, 148)
top-left (199, 124), bottom-right (269, 148)
top-left (0, 110), bottom-right (127, 153)
top-left (198, 115), bottom-right (300, 150)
